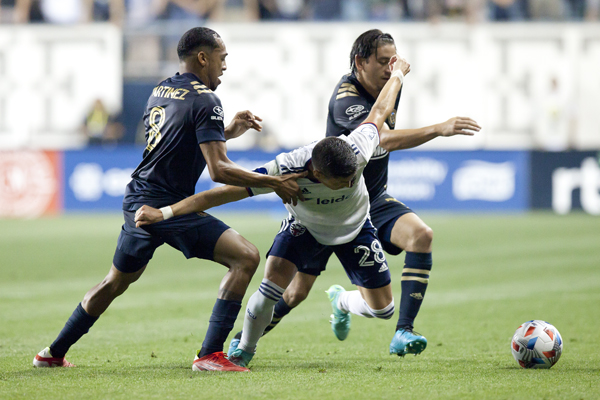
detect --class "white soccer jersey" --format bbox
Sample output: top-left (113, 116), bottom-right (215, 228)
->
top-left (249, 122), bottom-right (380, 245)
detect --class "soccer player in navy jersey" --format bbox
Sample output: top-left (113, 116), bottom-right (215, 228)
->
top-left (33, 27), bottom-right (305, 372)
top-left (229, 29), bottom-right (481, 357)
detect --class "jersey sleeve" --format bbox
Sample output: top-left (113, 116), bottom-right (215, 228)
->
top-left (193, 93), bottom-right (226, 144)
top-left (247, 160), bottom-right (279, 196)
top-left (328, 93), bottom-right (372, 137)
top-left (347, 123), bottom-right (380, 165)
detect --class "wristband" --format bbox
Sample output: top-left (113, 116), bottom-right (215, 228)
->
top-left (159, 206), bottom-right (174, 221)
top-left (391, 69), bottom-right (404, 85)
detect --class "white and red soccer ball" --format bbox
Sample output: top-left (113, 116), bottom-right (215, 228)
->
top-left (511, 320), bottom-right (563, 369)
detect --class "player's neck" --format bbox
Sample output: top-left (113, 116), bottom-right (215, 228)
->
top-left (179, 63), bottom-right (203, 83)
top-left (356, 74), bottom-right (380, 100)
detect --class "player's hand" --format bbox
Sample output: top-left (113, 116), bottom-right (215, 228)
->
top-left (390, 54), bottom-right (410, 77)
top-left (436, 117), bottom-right (482, 137)
top-left (134, 205), bottom-right (163, 227)
top-left (274, 171), bottom-right (308, 206)
top-left (225, 110), bottom-right (263, 140)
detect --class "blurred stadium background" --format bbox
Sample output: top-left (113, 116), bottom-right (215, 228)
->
top-left (1, 0), bottom-right (600, 218)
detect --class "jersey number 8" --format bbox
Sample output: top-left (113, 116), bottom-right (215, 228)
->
top-left (146, 106), bottom-right (166, 152)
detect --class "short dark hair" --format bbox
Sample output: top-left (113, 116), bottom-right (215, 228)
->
top-left (177, 27), bottom-right (221, 60)
top-left (312, 137), bottom-right (358, 178)
top-left (350, 29), bottom-right (395, 74)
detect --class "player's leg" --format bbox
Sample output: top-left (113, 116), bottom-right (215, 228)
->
top-left (196, 228), bottom-right (260, 359)
top-left (227, 255), bottom-right (297, 367)
top-left (228, 261), bottom-right (324, 356)
top-left (327, 220), bottom-right (394, 341)
top-left (337, 284), bottom-right (395, 319)
top-left (229, 218), bottom-right (325, 367)
top-left (34, 210), bottom-right (160, 367)
top-left (264, 271), bottom-right (318, 334)
top-left (369, 195), bottom-right (432, 355)
top-left (34, 265), bottom-right (148, 368)
top-left (156, 213), bottom-right (255, 372)
top-left (387, 212), bottom-right (432, 356)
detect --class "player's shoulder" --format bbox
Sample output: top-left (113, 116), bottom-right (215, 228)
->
top-left (332, 74), bottom-right (363, 102)
top-left (331, 75), bottom-right (371, 113)
top-left (277, 142), bottom-right (314, 173)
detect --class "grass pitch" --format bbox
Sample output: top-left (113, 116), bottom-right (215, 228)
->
top-left (1, 212), bottom-right (599, 399)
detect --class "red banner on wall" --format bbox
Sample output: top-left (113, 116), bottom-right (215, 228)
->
top-left (0, 151), bottom-right (62, 218)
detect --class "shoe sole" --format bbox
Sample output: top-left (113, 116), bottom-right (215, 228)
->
top-left (391, 340), bottom-right (427, 357)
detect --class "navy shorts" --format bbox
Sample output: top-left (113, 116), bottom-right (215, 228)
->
top-left (112, 210), bottom-right (230, 273)
top-left (369, 193), bottom-right (414, 256)
top-left (267, 217), bottom-right (391, 289)
top-left (300, 193), bottom-right (414, 276)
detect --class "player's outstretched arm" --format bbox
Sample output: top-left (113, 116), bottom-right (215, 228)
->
top-left (379, 116), bottom-right (482, 151)
top-left (224, 110), bottom-right (263, 140)
top-left (200, 141), bottom-right (307, 205)
top-left (134, 185), bottom-right (250, 227)
top-left (363, 55), bottom-right (410, 131)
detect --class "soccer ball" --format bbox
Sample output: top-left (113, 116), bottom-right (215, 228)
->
top-left (511, 320), bottom-right (563, 369)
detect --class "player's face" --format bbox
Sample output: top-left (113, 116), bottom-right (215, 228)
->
top-left (207, 39), bottom-right (228, 91)
top-left (359, 43), bottom-right (397, 95)
top-left (318, 172), bottom-right (358, 190)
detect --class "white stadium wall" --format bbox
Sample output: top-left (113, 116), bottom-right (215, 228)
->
top-left (211, 23), bottom-right (600, 151)
top-left (0, 23), bottom-right (599, 151)
top-left (0, 24), bottom-right (122, 150)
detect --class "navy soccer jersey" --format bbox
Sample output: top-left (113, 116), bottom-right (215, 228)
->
top-left (123, 72), bottom-right (225, 211)
top-left (326, 73), bottom-right (401, 201)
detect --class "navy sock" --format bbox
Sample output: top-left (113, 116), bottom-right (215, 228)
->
top-left (262, 297), bottom-right (293, 336)
top-left (198, 299), bottom-right (242, 357)
top-left (49, 303), bottom-right (99, 358)
top-left (396, 252), bottom-right (432, 331)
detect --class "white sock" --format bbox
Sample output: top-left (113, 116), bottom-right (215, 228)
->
top-left (338, 290), bottom-right (395, 320)
top-left (239, 279), bottom-right (285, 353)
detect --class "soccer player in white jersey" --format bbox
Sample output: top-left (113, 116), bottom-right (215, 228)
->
top-left (135, 54), bottom-right (410, 367)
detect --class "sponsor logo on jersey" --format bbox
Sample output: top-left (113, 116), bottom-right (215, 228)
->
top-left (410, 292), bottom-right (424, 300)
top-left (346, 104), bottom-right (368, 121)
top-left (316, 194), bottom-right (349, 204)
top-left (378, 264), bottom-right (389, 273)
top-left (211, 106), bottom-right (224, 121)
top-left (301, 188), bottom-right (311, 194)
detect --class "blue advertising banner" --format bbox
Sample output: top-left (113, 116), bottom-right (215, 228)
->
top-left (384, 150), bottom-right (530, 212)
top-left (63, 147), bottom-right (529, 212)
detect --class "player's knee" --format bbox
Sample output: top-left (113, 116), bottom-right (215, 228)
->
top-left (413, 225), bottom-right (433, 250)
top-left (284, 287), bottom-right (309, 307)
top-left (233, 242), bottom-right (260, 275)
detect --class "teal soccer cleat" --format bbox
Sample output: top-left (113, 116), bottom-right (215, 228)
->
top-left (227, 331), bottom-right (242, 357)
top-left (389, 328), bottom-right (427, 357)
top-left (326, 285), bottom-right (351, 341)
top-left (227, 348), bottom-right (254, 368)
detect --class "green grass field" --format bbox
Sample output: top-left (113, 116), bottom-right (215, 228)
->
top-left (1, 212), bottom-right (599, 399)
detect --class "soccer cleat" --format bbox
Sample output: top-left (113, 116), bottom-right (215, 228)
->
top-left (389, 328), bottom-right (428, 357)
top-left (33, 347), bottom-right (75, 368)
top-left (227, 348), bottom-right (254, 368)
top-left (326, 285), bottom-right (351, 341)
top-left (192, 351), bottom-right (249, 372)
top-left (227, 331), bottom-right (242, 358)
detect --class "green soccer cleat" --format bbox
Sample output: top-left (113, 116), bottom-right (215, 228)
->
top-left (227, 348), bottom-right (254, 368)
top-left (326, 284), bottom-right (351, 341)
top-left (389, 328), bottom-right (427, 357)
